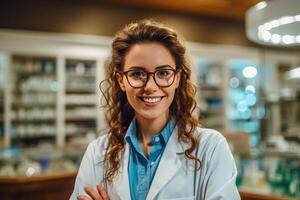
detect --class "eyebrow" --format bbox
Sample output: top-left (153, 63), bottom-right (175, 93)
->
top-left (128, 65), bottom-right (174, 70)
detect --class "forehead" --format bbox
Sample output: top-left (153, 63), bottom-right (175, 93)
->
top-left (124, 42), bottom-right (176, 71)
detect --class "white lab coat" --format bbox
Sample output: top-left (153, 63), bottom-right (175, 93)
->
top-left (70, 127), bottom-right (241, 200)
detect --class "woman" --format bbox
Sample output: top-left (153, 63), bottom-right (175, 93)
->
top-left (70, 19), bottom-right (240, 200)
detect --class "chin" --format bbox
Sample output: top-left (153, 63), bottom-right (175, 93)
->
top-left (137, 110), bottom-right (168, 121)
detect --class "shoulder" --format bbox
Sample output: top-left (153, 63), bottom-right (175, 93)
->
top-left (194, 127), bottom-right (231, 160)
top-left (85, 133), bottom-right (109, 163)
top-left (195, 127), bottom-right (226, 145)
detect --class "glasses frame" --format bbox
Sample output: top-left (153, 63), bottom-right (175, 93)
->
top-left (119, 68), bottom-right (180, 88)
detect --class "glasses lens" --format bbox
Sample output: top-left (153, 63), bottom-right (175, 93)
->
top-left (127, 70), bottom-right (147, 87)
top-left (155, 69), bottom-right (175, 87)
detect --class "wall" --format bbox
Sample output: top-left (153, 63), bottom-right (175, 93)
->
top-left (0, 0), bottom-right (255, 46)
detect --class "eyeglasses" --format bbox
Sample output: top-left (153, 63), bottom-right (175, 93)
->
top-left (119, 68), bottom-right (180, 88)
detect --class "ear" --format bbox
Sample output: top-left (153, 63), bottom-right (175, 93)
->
top-left (116, 72), bottom-right (126, 91)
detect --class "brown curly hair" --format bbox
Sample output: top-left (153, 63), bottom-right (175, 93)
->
top-left (100, 19), bottom-right (201, 184)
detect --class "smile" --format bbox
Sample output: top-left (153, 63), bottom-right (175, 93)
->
top-left (139, 97), bottom-right (163, 103)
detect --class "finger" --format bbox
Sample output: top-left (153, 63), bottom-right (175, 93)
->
top-left (84, 186), bottom-right (103, 200)
top-left (97, 184), bottom-right (110, 200)
top-left (77, 195), bottom-right (92, 200)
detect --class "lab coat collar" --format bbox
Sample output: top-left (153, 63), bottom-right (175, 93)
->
top-left (113, 142), bottom-right (131, 200)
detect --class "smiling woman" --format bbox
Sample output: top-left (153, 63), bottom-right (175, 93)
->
top-left (116, 42), bottom-right (180, 123)
top-left (70, 19), bottom-right (241, 200)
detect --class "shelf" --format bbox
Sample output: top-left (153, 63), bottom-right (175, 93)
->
top-left (66, 73), bottom-right (95, 78)
top-left (12, 104), bottom-right (56, 108)
top-left (65, 103), bottom-right (95, 107)
top-left (260, 149), bottom-right (300, 160)
top-left (66, 130), bottom-right (96, 136)
top-left (13, 90), bottom-right (57, 94)
top-left (12, 134), bottom-right (55, 139)
top-left (65, 89), bottom-right (95, 94)
top-left (65, 94), bottom-right (96, 106)
top-left (15, 72), bottom-right (56, 78)
top-left (266, 98), bottom-right (300, 104)
top-left (11, 135), bottom-right (55, 146)
top-left (200, 110), bottom-right (224, 116)
top-left (65, 117), bottom-right (96, 122)
top-left (199, 84), bottom-right (223, 90)
top-left (236, 148), bottom-right (300, 160)
top-left (11, 119), bottom-right (56, 123)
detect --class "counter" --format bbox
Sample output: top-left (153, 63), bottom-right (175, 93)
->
top-left (0, 171), bottom-right (297, 200)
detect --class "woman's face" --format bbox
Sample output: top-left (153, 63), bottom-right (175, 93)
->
top-left (117, 42), bottom-right (180, 122)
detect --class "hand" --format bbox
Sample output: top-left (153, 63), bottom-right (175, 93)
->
top-left (77, 184), bottom-right (110, 200)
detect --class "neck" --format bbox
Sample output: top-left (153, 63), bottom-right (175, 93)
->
top-left (137, 115), bottom-right (168, 137)
top-left (135, 113), bottom-right (169, 147)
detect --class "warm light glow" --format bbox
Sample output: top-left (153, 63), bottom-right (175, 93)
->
top-left (26, 167), bottom-right (35, 177)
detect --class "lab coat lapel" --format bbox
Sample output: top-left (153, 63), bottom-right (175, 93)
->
top-left (113, 143), bottom-right (131, 200)
top-left (146, 127), bottom-right (184, 200)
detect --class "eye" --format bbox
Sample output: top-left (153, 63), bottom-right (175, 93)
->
top-left (128, 70), bottom-right (146, 79)
top-left (156, 69), bottom-right (172, 78)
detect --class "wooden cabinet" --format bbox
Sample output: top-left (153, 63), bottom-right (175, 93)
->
top-left (240, 191), bottom-right (294, 200)
top-left (0, 171), bottom-right (76, 200)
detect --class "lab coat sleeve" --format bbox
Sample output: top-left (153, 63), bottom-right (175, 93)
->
top-left (69, 141), bottom-right (100, 200)
top-left (203, 137), bottom-right (241, 200)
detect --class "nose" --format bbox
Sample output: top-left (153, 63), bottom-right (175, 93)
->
top-left (143, 74), bottom-right (158, 91)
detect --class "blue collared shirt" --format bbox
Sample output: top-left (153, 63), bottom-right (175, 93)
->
top-left (125, 119), bottom-right (176, 200)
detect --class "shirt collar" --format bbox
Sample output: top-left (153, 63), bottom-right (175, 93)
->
top-left (125, 118), bottom-right (176, 148)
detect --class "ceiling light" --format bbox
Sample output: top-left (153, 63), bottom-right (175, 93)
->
top-left (246, 0), bottom-right (300, 47)
top-left (282, 35), bottom-right (295, 44)
top-left (286, 67), bottom-right (300, 79)
top-left (296, 35), bottom-right (300, 43)
top-left (271, 34), bottom-right (281, 44)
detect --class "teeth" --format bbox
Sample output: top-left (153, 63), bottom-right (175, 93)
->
top-left (142, 97), bottom-right (161, 103)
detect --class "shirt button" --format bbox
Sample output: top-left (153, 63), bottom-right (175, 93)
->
top-left (154, 137), bottom-right (160, 142)
top-left (150, 162), bottom-right (155, 166)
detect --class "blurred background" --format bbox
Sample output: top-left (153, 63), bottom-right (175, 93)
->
top-left (0, 0), bottom-right (299, 199)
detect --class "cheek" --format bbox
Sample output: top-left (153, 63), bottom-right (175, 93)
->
top-left (165, 87), bottom-right (177, 101)
top-left (124, 88), bottom-right (139, 105)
